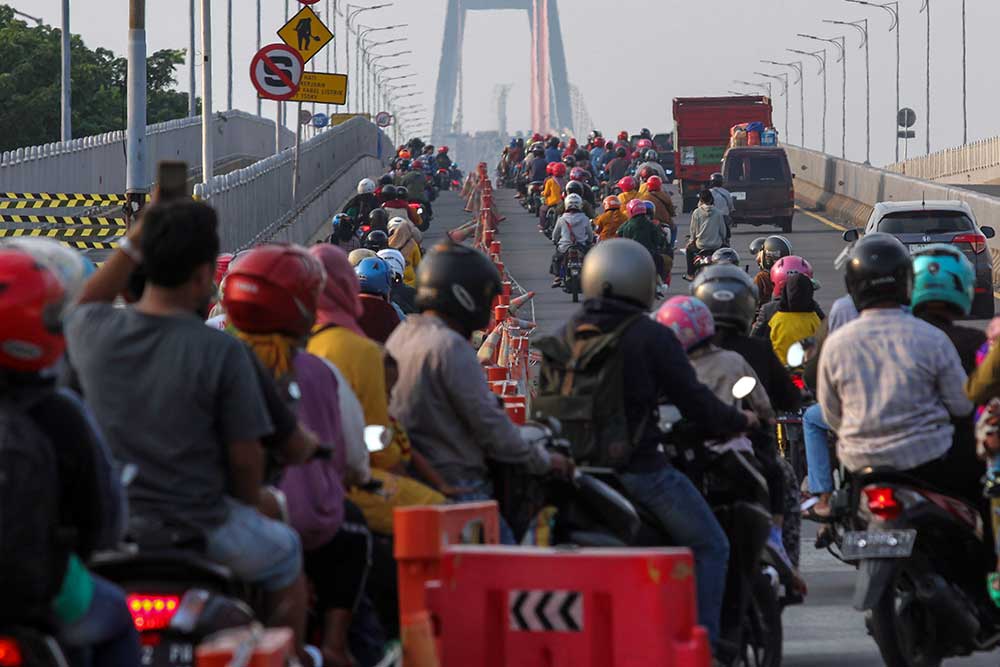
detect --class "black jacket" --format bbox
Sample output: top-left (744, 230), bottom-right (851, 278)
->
top-left (715, 328), bottom-right (802, 412)
top-left (391, 280), bottom-right (417, 315)
top-left (565, 298), bottom-right (749, 472)
top-left (341, 193), bottom-right (379, 223)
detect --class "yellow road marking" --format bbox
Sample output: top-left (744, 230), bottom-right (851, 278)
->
top-left (795, 206), bottom-right (847, 231)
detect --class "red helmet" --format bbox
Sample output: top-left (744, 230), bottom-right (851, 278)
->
top-left (545, 162), bottom-right (556, 175)
top-left (531, 132), bottom-right (543, 142)
top-left (602, 195), bottom-right (621, 210)
top-left (0, 248), bottom-right (66, 372)
top-left (593, 137), bottom-right (606, 148)
top-left (625, 198), bottom-right (647, 219)
top-left (223, 244), bottom-right (326, 338)
top-left (551, 162), bottom-right (567, 177)
top-left (438, 146), bottom-right (448, 153)
top-left (646, 175), bottom-right (663, 192)
top-left (412, 159), bottom-right (424, 169)
top-left (637, 165), bottom-right (653, 181)
top-left (636, 138), bottom-right (654, 151)
top-left (654, 296), bottom-right (716, 352)
top-left (398, 149), bottom-right (411, 159)
top-left (215, 253), bottom-right (234, 285)
top-left (618, 130), bottom-right (629, 141)
top-left (770, 255), bottom-right (814, 297)
top-left (617, 176), bottom-right (637, 192)
top-left (569, 167), bottom-right (587, 182)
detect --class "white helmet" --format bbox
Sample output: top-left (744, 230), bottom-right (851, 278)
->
top-left (387, 216), bottom-right (407, 235)
top-left (357, 178), bottom-right (376, 195)
top-left (377, 248), bottom-right (406, 279)
top-left (564, 193), bottom-right (583, 211)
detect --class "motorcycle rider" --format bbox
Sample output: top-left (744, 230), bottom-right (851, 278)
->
top-left (341, 178), bottom-right (380, 224)
top-left (617, 198), bottom-right (667, 282)
top-left (616, 176), bottom-right (640, 208)
top-left (709, 172), bottom-right (734, 235)
top-left (594, 196), bottom-right (627, 241)
top-left (569, 167), bottom-right (595, 205)
top-left (685, 189), bottom-right (728, 281)
top-left (548, 239), bottom-right (756, 647)
top-left (550, 180), bottom-right (596, 219)
top-left (758, 272), bottom-right (822, 366)
top-left (751, 255), bottom-right (825, 337)
top-left (634, 150), bottom-right (668, 182)
top-left (550, 193), bottom-right (595, 287)
top-left (355, 257), bottom-right (402, 344)
top-left (522, 143), bottom-right (548, 197)
top-left (544, 137), bottom-right (562, 165)
top-left (435, 146), bottom-right (452, 170)
top-left (817, 233), bottom-right (974, 499)
top-left (327, 213), bottom-right (361, 253)
top-left (399, 161), bottom-right (433, 221)
top-left (387, 216), bottom-right (421, 288)
top-left (378, 248), bottom-right (417, 315)
top-left (751, 236), bottom-right (792, 305)
top-left (606, 146), bottom-right (631, 183)
top-left (540, 162), bottom-right (568, 228)
top-left (386, 242), bottom-right (574, 543)
top-left (589, 135), bottom-right (606, 168)
top-left (639, 175), bottom-right (677, 250)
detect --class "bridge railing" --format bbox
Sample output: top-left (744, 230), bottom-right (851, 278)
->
top-left (195, 116), bottom-right (388, 251)
top-left (0, 111), bottom-right (295, 194)
top-left (885, 136), bottom-right (1000, 182)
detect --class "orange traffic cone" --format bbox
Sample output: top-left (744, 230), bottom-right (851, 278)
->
top-left (448, 220), bottom-right (478, 243)
top-left (508, 291), bottom-right (536, 316)
top-left (476, 327), bottom-right (502, 364)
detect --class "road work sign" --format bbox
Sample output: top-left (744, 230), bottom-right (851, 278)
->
top-left (278, 6), bottom-right (333, 64)
top-left (250, 44), bottom-right (304, 101)
top-left (290, 72), bottom-right (348, 105)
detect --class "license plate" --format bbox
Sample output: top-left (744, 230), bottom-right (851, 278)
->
top-left (140, 640), bottom-right (194, 667)
top-left (731, 191), bottom-right (747, 201)
top-left (841, 529), bottom-right (916, 561)
top-left (907, 243), bottom-right (933, 253)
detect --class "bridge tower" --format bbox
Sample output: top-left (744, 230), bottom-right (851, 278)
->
top-left (432, 0), bottom-right (573, 142)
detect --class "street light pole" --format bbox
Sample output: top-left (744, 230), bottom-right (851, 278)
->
top-left (920, 0), bottom-right (930, 154)
top-left (256, 0), bottom-right (261, 116)
top-left (60, 0), bottom-right (71, 141)
top-left (755, 71), bottom-right (789, 140)
top-left (825, 19), bottom-right (870, 164)
top-left (126, 0), bottom-right (148, 203)
top-left (763, 60), bottom-right (803, 146)
top-left (789, 48), bottom-right (827, 154)
top-left (800, 34), bottom-right (847, 159)
top-left (199, 0), bottom-right (213, 192)
top-left (190, 0), bottom-right (197, 117)
top-left (226, 0), bottom-right (233, 110)
top-left (962, 0), bottom-right (967, 144)
top-left (845, 0), bottom-right (899, 161)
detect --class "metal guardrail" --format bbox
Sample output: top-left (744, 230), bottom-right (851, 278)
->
top-left (885, 136), bottom-right (1000, 181)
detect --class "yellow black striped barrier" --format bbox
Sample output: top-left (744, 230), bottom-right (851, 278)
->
top-left (0, 199), bottom-right (119, 209)
top-left (0, 215), bottom-right (126, 226)
top-left (0, 228), bottom-right (123, 239)
top-left (1, 193), bottom-right (144, 203)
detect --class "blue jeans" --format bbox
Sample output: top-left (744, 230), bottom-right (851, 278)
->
top-left (60, 576), bottom-right (142, 667)
top-left (804, 403), bottom-right (834, 494)
top-left (448, 479), bottom-right (516, 545)
top-left (618, 466), bottom-right (729, 644)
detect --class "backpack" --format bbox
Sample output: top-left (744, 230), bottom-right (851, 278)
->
top-left (532, 315), bottom-right (646, 468)
top-left (0, 393), bottom-right (71, 623)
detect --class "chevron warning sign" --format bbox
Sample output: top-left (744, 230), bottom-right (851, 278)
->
top-left (508, 590), bottom-right (583, 632)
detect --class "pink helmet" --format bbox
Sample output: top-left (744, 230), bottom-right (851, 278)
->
top-left (654, 296), bottom-right (716, 352)
top-left (636, 138), bottom-right (654, 151)
top-left (569, 167), bottom-right (587, 182)
top-left (770, 255), bottom-right (814, 297)
top-left (625, 198), bottom-right (648, 219)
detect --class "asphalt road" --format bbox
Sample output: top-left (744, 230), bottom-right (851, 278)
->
top-left (431, 189), bottom-right (1000, 665)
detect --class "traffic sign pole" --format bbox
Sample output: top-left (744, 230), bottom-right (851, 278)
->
top-left (126, 0), bottom-right (148, 212)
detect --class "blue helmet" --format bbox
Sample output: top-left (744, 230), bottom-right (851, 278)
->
top-left (331, 213), bottom-right (351, 231)
top-left (355, 257), bottom-right (392, 296)
top-left (911, 244), bottom-right (975, 316)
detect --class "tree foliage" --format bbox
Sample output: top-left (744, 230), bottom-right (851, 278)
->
top-left (0, 5), bottom-right (198, 152)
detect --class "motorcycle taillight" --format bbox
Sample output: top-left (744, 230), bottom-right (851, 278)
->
top-left (0, 638), bottom-right (22, 667)
top-left (864, 486), bottom-right (902, 520)
top-left (127, 594), bottom-right (181, 631)
top-left (791, 374), bottom-right (806, 390)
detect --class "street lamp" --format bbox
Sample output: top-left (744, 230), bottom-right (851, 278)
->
top-left (343, 4), bottom-right (392, 111)
top-left (369, 50), bottom-right (411, 66)
top-left (357, 25), bottom-right (406, 115)
top-left (845, 0), bottom-right (900, 161)
top-left (789, 48), bottom-right (828, 154)
top-left (919, 0), bottom-right (930, 153)
top-left (734, 80), bottom-right (772, 98)
top-left (799, 34), bottom-right (847, 159)
top-left (755, 72), bottom-right (789, 140)
top-left (762, 60), bottom-right (804, 146)
top-left (825, 19), bottom-right (870, 164)
top-left (362, 36), bottom-right (407, 113)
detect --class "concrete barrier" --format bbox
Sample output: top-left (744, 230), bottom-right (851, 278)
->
top-left (0, 111), bottom-right (295, 194)
top-left (886, 136), bottom-right (1000, 184)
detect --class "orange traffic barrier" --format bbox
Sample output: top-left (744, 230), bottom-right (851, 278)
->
top-left (196, 627), bottom-right (293, 667)
top-left (426, 546), bottom-right (711, 667)
top-left (393, 503), bottom-right (500, 627)
top-left (476, 327), bottom-right (502, 364)
top-left (508, 290), bottom-right (535, 315)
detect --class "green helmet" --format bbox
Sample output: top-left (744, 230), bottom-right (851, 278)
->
top-left (911, 244), bottom-right (975, 316)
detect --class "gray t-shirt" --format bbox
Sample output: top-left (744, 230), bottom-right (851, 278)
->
top-left (64, 304), bottom-right (273, 531)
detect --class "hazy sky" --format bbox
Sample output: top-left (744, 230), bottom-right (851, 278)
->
top-left (8, 0), bottom-right (998, 167)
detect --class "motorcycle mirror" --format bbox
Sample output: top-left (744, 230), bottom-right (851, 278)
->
top-left (364, 425), bottom-right (388, 453)
top-left (786, 342), bottom-right (806, 368)
top-left (732, 376), bottom-right (757, 401)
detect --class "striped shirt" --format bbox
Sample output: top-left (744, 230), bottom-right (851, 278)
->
top-left (818, 308), bottom-right (973, 471)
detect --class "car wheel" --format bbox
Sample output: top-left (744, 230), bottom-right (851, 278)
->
top-left (780, 217), bottom-right (793, 233)
top-left (972, 290), bottom-right (996, 319)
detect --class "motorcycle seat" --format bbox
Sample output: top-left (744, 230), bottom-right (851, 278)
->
top-left (89, 548), bottom-right (237, 590)
top-left (854, 466), bottom-right (948, 496)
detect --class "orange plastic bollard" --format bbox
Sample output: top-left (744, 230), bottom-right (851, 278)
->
top-left (400, 611), bottom-right (441, 667)
top-left (486, 365), bottom-right (509, 382)
top-left (393, 504), bottom-right (500, 627)
top-left (494, 304), bottom-right (509, 323)
top-left (489, 240), bottom-right (502, 255)
top-left (484, 228), bottom-right (496, 245)
top-left (196, 627), bottom-right (293, 667)
top-left (503, 397), bottom-right (527, 424)
top-left (427, 546), bottom-right (711, 667)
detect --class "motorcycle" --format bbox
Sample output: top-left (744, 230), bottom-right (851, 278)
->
top-left (541, 207), bottom-right (558, 239)
top-left (843, 468), bottom-right (999, 666)
top-left (527, 182), bottom-right (544, 215)
top-left (435, 168), bottom-right (452, 191)
top-left (0, 626), bottom-right (68, 666)
top-left (560, 244), bottom-right (587, 303)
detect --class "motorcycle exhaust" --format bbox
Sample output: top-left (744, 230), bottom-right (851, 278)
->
top-left (913, 573), bottom-right (980, 645)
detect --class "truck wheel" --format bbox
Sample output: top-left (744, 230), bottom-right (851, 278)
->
top-left (682, 196), bottom-right (698, 214)
top-left (780, 217), bottom-right (793, 233)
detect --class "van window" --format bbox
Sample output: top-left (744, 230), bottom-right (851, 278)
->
top-left (726, 154), bottom-right (787, 183)
top-left (877, 210), bottom-right (974, 235)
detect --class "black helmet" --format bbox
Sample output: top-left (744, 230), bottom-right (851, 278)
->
top-left (691, 265), bottom-right (760, 333)
top-left (581, 239), bottom-right (657, 309)
top-left (416, 241), bottom-right (502, 336)
top-left (368, 208), bottom-right (389, 232)
top-left (532, 144), bottom-right (545, 156)
top-left (565, 180), bottom-right (585, 197)
top-left (547, 136), bottom-right (560, 148)
top-left (365, 230), bottom-right (389, 251)
top-left (845, 232), bottom-right (912, 311)
top-left (574, 148), bottom-right (590, 162)
top-left (640, 128), bottom-right (652, 139)
top-left (615, 146), bottom-right (627, 158)
top-left (379, 174), bottom-right (393, 186)
top-left (645, 149), bottom-right (659, 162)
top-left (710, 247), bottom-right (740, 266)
top-left (710, 172), bottom-right (724, 188)
top-left (562, 155), bottom-right (576, 168)
top-left (748, 236), bottom-right (767, 256)
top-left (381, 184), bottom-right (398, 200)
top-left (761, 235), bottom-right (792, 269)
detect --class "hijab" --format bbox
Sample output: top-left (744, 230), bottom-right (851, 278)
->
top-left (309, 244), bottom-right (365, 336)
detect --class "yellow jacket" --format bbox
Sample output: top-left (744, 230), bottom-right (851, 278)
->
top-left (542, 177), bottom-right (563, 207)
top-left (401, 243), bottom-right (421, 287)
top-left (618, 190), bottom-right (640, 208)
top-left (769, 311), bottom-right (821, 367)
top-left (594, 210), bottom-right (628, 241)
top-left (307, 326), bottom-right (389, 426)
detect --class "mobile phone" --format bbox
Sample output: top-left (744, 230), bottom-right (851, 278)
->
top-left (157, 161), bottom-right (190, 201)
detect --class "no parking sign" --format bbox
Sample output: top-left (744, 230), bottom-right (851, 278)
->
top-left (249, 44), bottom-right (304, 101)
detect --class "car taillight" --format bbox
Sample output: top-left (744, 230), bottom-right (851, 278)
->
top-left (953, 233), bottom-right (987, 254)
top-left (864, 486), bottom-right (902, 520)
top-left (0, 638), bottom-right (22, 667)
top-left (127, 594), bottom-right (181, 631)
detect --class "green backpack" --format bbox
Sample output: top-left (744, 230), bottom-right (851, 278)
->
top-left (532, 314), bottom-right (646, 468)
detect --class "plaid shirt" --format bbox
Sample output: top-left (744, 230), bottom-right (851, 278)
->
top-left (818, 308), bottom-right (973, 471)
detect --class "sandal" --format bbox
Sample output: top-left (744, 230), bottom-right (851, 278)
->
top-left (800, 497), bottom-right (833, 523)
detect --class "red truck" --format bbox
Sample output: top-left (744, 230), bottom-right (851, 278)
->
top-left (673, 96), bottom-right (774, 212)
